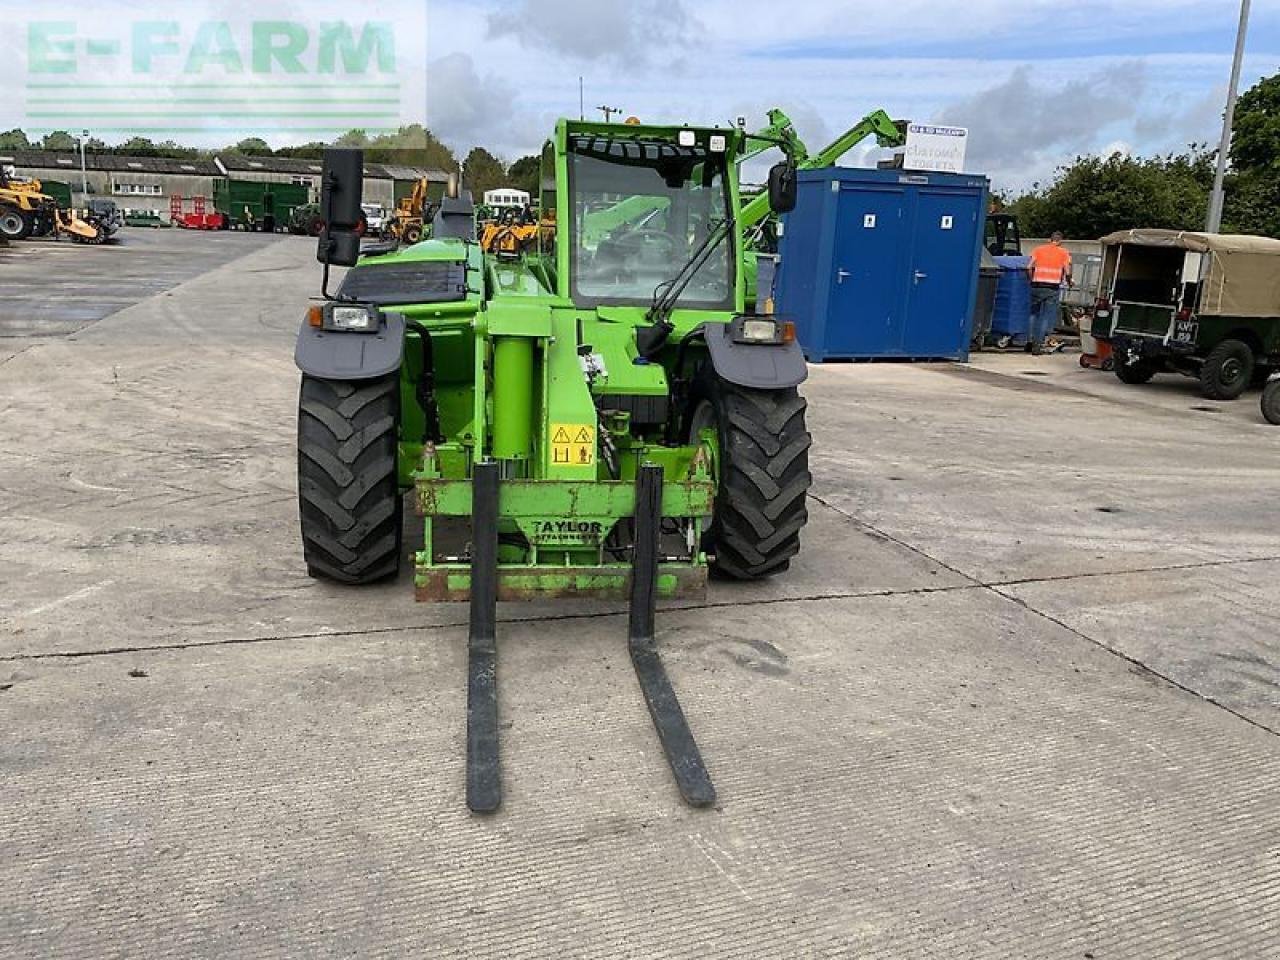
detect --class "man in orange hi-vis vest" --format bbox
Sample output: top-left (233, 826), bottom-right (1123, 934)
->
top-left (1026, 231), bottom-right (1073, 355)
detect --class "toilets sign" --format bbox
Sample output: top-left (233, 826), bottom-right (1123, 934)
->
top-left (903, 124), bottom-right (969, 174)
top-left (12, 1), bottom-right (426, 139)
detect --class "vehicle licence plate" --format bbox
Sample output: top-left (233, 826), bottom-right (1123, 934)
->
top-left (1174, 318), bottom-right (1198, 343)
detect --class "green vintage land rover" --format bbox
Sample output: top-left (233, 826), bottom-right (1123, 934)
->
top-left (1095, 230), bottom-right (1280, 401)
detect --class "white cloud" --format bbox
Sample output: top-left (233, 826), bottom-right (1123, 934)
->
top-left (486, 0), bottom-right (698, 64)
top-left (409, 0), bottom-right (1277, 185)
top-left (932, 62), bottom-right (1148, 187)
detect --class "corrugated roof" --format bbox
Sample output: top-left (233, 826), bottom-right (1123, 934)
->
top-left (378, 163), bottom-right (451, 182)
top-left (1, 150), bottom-right (452, 182)
top-left (0, 149), bottom-right (221, 176)
top-left (216, 154), bottom-right (325, 175)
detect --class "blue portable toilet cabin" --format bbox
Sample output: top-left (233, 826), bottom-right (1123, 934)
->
top-left (774, 167), bottom-right (990, 362)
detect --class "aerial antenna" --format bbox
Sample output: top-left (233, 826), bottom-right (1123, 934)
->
top-left (598, 105), bottom-right (623, 123)
top-left (579, 77), bottom-right (585, 120)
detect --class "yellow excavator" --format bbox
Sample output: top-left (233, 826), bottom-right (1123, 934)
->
top-left (0, 167), bottom-right (106, 243)
top-left (478, 204), bottom-right (540, 257)
top-left (388, 175), bottom-right (441, 245)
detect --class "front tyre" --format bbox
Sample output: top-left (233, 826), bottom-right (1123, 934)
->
top-left (297, 375), bottom-right (402, 584)
top-left (0, 207), bottom-right (32, 241)
top-left (688, 373), bottom-right (812, 580)
top-left (1261, 379), bottom-right (1280, 425)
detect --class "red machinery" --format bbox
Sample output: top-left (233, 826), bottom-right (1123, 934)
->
top-left (170, 195), bottom-right (225, 230)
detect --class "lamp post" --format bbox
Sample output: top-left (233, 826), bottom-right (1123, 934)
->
top-left (79, 129), bottom-right (90, 204)
top-left (1206, 0), bottom-right (1251, 234)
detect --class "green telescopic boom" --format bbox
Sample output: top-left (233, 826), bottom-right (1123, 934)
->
top-left (737, 108), bottom-right (906, 233)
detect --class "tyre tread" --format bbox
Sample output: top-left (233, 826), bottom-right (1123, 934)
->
top-left (697, 377), bottom-right (811, 580)
top-left (297, 375), bottom-right (402, 584)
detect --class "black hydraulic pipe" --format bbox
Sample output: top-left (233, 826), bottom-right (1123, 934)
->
top-left (406, 320), bottom-right (445, 443)
top-left (467, 460), bottom-right (501, 813)
top-left (628, 463), bottom-right (717, 807)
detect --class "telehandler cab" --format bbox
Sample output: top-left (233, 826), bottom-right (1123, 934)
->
top-left (295, 119), bottom-right (811, 812)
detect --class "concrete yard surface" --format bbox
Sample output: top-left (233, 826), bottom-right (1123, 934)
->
top-left (2, 233), bottom-right (1278, 958)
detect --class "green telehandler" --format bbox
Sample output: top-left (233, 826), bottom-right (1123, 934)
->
top-left (295, 118), bottom-right (810, 812)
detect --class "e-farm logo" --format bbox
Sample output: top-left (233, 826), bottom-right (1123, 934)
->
top-left (23, 14), bottom-right (404, 136)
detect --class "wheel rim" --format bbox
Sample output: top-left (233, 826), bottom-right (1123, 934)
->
top-left (1221, 358), bottom-right (1244, 385)
top-left (0, 211), bottom-right (23, 236)
top-left (687, 400), bottom-right (719, 479)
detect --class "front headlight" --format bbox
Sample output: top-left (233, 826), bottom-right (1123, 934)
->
top-left (729, 316), bottom-right (797, 345)
top-left (327, 304), bottom-right (379, 332)
top-left (740, 318), bottom-right (780, 342)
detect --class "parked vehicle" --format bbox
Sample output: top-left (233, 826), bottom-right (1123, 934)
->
top-left (1095, 229), bottom-right (1280, 400)
top-left (296, 117), bottom-right (810, 811)
top-left (288, 201), bottom-right (367, 238)
top-left (361, 203), bottom-right (388, 237)
top-left (985, 213), bottom-right (1022, 256)
top-left (85, 198), bottom-right (123, 239)
top-left (288, 202), bottom-right (324, 236)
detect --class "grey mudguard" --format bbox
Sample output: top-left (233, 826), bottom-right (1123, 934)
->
top-left (703, 322), bottom-right (808, 389)
top-left (294, 312), bottom-right (405, 380)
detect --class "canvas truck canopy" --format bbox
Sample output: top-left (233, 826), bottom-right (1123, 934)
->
top-left (1100, 229), bottom-right (1280, 318)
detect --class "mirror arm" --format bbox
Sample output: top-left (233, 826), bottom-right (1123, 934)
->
top-left (321, 259), bottom-right (334, 301)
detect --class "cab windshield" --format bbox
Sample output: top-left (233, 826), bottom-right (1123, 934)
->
top-left (568, 137), bottom-right (733, 309)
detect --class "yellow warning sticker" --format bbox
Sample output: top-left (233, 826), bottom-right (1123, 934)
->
top-left (550, 423), bottom-right (595, 466)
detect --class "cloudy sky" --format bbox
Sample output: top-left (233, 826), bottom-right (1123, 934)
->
top-left (422, 0), bottom-right (1280, 191)
top-left (2, 0), bottom-right (1276, 193)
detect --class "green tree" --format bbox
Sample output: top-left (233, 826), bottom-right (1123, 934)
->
top-left (362, 124), bottom-right (458, 171)
top-left (1219, 71), bottom-right (1280, 237)
top-left (1230, 72), bottom-right (1280, 174)
top-left (1009, 150), bottom-right (1213, 239)
top-left (276, 141), bottom-right (330, 160)
top-left (0, 129), bottom-right (31, 149)
top-left (507, 154), bottom-right (541, 197)
top-left (114, 136), bottom-right (161, 156)
top-left (334, 129), bottom-right (371, 148)
top-left (1223, 170), bottom-right (1280, 237)
top-left (153, 140), bottom-right (202, 158)
top-left (461, 146), bottom-right (506, 197)
top-left (40, 131), bottom-right (78, 151)
top-left (229, 137), bottom-right (273, 156)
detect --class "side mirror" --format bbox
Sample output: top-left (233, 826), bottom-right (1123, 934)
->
top-left (768, 162), bottom-right (797, 215)
top-left (317, 148), bottom-right (364, 267)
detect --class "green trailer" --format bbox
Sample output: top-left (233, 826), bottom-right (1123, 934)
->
top-left (295, 118), bottom-right (810, 811)
top-left (39, 179), bottom-right (73, 210)
top-left (214, 178), bottom-right (310, 232)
